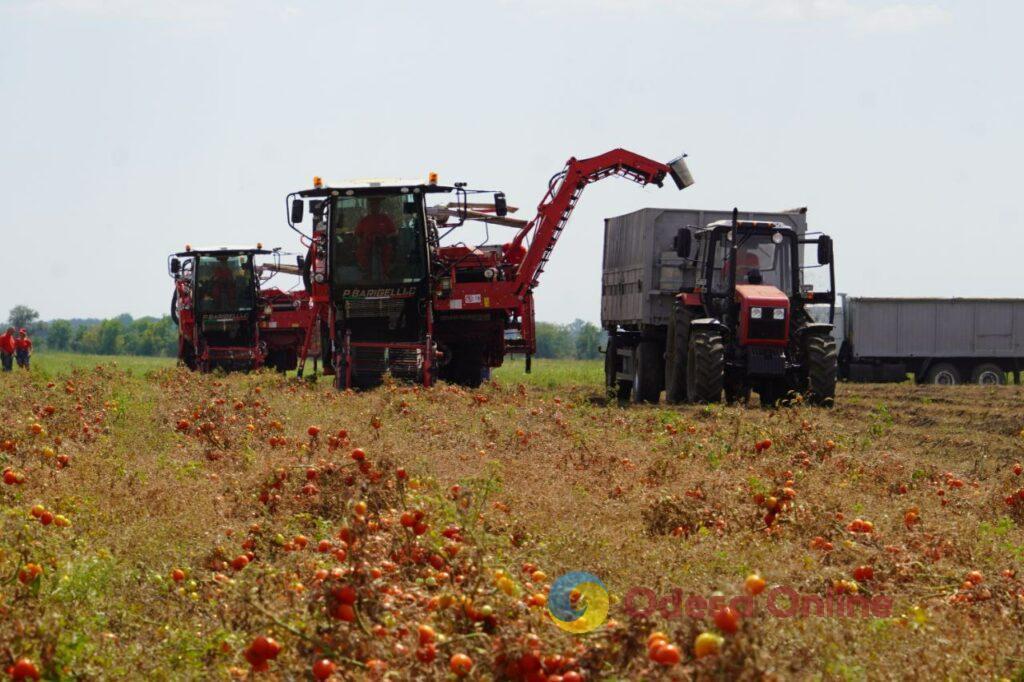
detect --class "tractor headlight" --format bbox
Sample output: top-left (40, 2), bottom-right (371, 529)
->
top-left (750, 307), bottom-right (763, 319)
top-left (314, 273), bottom-right (325, 284)
top-left (773, 308), bottom-right (786, 320)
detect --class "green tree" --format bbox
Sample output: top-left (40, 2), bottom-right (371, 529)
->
top-left (535, 322), bottom-right (574, 359)
top-left (47, 320), bottom-right (73, 350)
top-left (7, 305), bottom-right (39, 331)
top-left (574, 321), bottom-right (602, 360)
top-left (96, 319), bottom-right (124, 355)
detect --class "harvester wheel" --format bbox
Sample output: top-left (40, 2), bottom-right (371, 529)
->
top-left (631, 341), bottom-right (663, 404)
top-left (664, 305), bottom-right (691, 404)
top-left (686, 329), bottom-right (724, 403)
top-left (805, 333), bottom-right (838, 406)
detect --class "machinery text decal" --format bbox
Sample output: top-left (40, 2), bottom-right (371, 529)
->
top-left (342, 287), bottom-right (416, 299)
top-left (547, 572), bottom-right (609, 633)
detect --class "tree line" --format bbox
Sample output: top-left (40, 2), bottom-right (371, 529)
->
top-left (6, 306), bottom-right (605, 360)
top-left (6, 306), bottom-right (178, 357)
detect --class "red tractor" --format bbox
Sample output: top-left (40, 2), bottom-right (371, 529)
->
top-left (169, 246), bottom-right (315, 372)
top-left (286, 149), bottom-right (694, 388)
top-left (664, 211), bottom-right (837, 405)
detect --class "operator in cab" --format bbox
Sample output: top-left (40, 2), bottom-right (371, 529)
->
top-left (355, 197), bottom-right (397, 279)
top-left (209, 256), bottom-right (238, 309)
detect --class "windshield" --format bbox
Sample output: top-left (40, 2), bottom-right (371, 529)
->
top-left (331, 193), bottom-right (427, 288)
top-left (194, 254), bottom-right (255, 314)
top-left (710, 233), bottom-right (793, 294)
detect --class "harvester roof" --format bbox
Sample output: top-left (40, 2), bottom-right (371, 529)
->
top-left (173, 245), bottom-right (275, 257)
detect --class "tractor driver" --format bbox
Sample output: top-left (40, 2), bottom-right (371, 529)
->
top-left (355, 197), bottom-right (397, 279)
top-left (718, 249), bottom-right (763, 288)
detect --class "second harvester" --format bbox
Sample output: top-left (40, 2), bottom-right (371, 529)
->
top-left (287, 149), bottom-right (694, 389)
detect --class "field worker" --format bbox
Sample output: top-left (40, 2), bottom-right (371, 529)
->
top-left (0, 327), bottom-right (14, 371)
top-left (14, 329), bottom-right (32, 370)
top-left (356, 197), bottom-right (397, 278)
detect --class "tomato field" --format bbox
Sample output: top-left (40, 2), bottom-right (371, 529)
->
top-left (2, 361), bottom-right (1024, 680)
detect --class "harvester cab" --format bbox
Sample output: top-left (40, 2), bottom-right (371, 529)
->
top-left (287, 179), bottom-right (454, 388)
top-left (666, 211), bottom-right (837, 406)
top-left (169, 245), bottom-right (273, 371)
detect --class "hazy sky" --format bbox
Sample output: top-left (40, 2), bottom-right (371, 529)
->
top-left (2, 0), bottom-right (1022, 323)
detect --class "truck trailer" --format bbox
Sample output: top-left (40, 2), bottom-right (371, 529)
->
top-left (811, 297), bottom-right (1024, 385)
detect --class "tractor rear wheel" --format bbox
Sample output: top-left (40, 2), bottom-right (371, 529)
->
top-left (686, 329), bottom-right (724, 403)
top-left (664, 305), bottom-right (691, 404)
top-left (805, 333), bottom-right (838, 406)
top-left (631, 341), bottom-right (663, 404)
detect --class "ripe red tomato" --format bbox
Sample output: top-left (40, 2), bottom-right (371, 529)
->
top-left (312, 658), bottom-right (336, 680)
top-left (450, 653), bottom-right (473, 676)
top-left (418, 624), bottom-right (436, 645)
top-left (351, 448), bottom-right (366, 462)
top-left (231, 555), bottom-right (249, 571)
top-left (307, 425), bottom-right (321, 437)
top-left (10, 658), bottom-right (40, 681)
top-left (713, 606), bottom-right (740, 634)
top-left (416, 644), bottom-right (437, 663)
top-left (853, 565), bottom-right (874, 582)
top-left (650, 643), bottom-right (682, 666)
top-left (171, 569), bottom-right (186, 583)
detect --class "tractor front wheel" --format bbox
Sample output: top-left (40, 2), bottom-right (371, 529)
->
top-left (686, 329), bottom-right (724, 403)
top-left (805, 333), bottom-right (838, 406)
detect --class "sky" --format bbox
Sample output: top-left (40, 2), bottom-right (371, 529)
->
top-left (1, 0), bottom-right (1022, 324)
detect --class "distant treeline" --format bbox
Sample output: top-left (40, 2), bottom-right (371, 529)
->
top-left (7, 305), bottom-right (603, 360)
top-left (534, 319), bottom-right (606, 360)
top-left (6, 306), bottom-right (178, 357)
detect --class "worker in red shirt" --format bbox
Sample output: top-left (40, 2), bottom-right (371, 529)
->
top-left (0, 327), bottom-right (14, 372)
top-left (14, 329), bottom-right (32, 370)
top-left (356, 198), bottom-right (397, 278)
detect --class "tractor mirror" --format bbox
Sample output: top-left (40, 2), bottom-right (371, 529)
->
top-left (290, 199), bottom-right (304, 224)
top-left (673, 228), bottom-right (691, 258)
top-left (817, 235), bottom-right (833, 265)
top-left (170, 258), bottom-right (181, 274)
top-left (494, 192), bottom-right (508, 217)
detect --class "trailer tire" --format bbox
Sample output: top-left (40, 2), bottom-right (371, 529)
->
top-left (631, 341), bottom-right (663, 404)
top-left (925, 363), bottom-right (961, 385)
top-left (664, 305), bottom-right (691, 404)
top-left (805, 333), bottom-right (837, 406)
top-left (971, 363), bottom-right (1005, 385)
top-left (686, 329), bottom-right (724, 403)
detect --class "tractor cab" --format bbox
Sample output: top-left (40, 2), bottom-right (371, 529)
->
top-left (169, 246), bottom-right (272, 371)
top-left (668, 214), bottom-right (837, 406)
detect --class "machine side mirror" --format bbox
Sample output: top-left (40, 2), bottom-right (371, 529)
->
top-left (673, 227), bottom-right (691, 258)
top-left (817, 235), bottom-right (833, 265)
top-left (296, 255), bottom-right (305, 270)
top-left (290, 199), bottom-right (304, 224)
top-left (170, 258), bottom-right (181, 274)
top-left (494, 192), bottom-right (508, 217)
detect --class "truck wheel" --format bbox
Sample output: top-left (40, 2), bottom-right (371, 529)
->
top-left (925, 363), bottom-right (961, 385)
top-left (686, 329), bottom-right (724, 403)
top-left (604, 334), bottom-right (618, 393)
top-left (631, 341), bottom-right (663, 404)
top-left (971, 363), bottom-right (1005, 385)
top-left (664, 305), bottom-right (691, 404)
top-left (805, 333), bottom-right (838, 406)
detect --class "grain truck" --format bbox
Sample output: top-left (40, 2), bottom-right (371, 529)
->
top-left (602, 207), bottom-right (837, 405)
top-left (809, 296), bottom-right (1024, 385)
